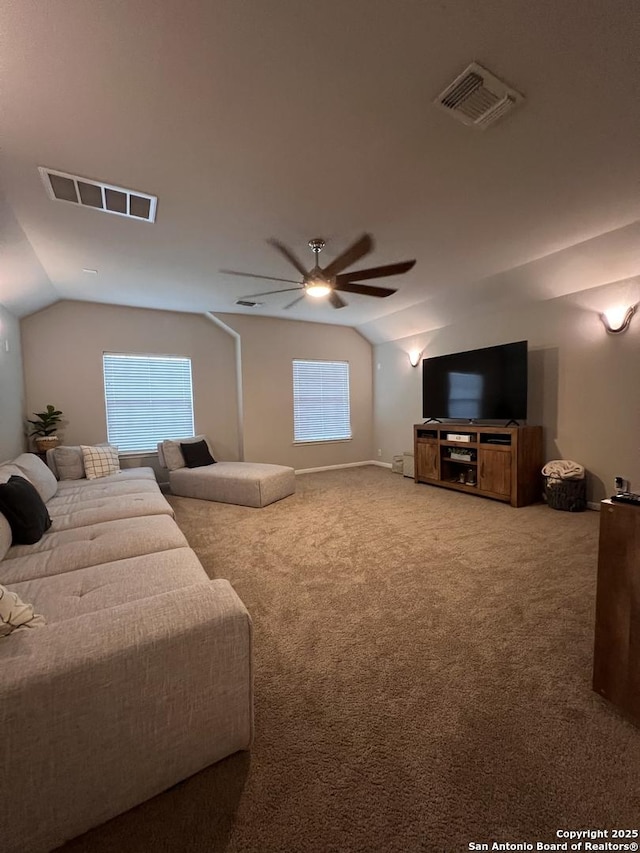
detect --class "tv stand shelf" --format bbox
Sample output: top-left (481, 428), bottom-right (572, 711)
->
top-left (413, 424), bottom-right (543, 507)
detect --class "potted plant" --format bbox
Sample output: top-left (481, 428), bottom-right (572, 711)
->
top-left (27, 404), bottom-right (63, 453)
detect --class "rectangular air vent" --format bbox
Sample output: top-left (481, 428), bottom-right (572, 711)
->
top-left (434, 62), bottom-right (523, 130)
top-left (235, 299), bottom-right (263, 308)
top-left (38, 167), bottom-right (157, 222)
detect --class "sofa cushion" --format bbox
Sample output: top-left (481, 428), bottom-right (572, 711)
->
top-left (53, 446), bottom-right (86, 480)
top-left (46, 492), bottom-right (174, 531)
top-left (48, 480), bottom-right (159, 510)
top-left (2, 515), bottom-right (189, 584)
top-left (0, 583), bottom-right (46, 636)
top-left (13, 453), bottom-right (58, 502)
top-left (181, 439), bottom-right (216, 468)
top-left (0, 476), bottom-right (52, 545)
top-left (169, 461), bottom-right (296, 508)
top-left (160, 435), bottom-right (214, 471)
top-left (10, 548), bottom-right (207, 624)
top-left (54, 467), bottom-right (157, 491)
top-left (0, 463), bottom-right (32, 485)
top-left (81, 445), bottom-right (120, 480)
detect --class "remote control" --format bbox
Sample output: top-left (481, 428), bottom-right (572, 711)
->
top-left (611, 492), bottom-right (640, 505)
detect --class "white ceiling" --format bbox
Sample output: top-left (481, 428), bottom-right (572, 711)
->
top-left (1, 0), bottom-right (639, 342)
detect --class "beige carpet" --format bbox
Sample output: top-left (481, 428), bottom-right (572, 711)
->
top-left (62, 466), bottom-right (640, 853)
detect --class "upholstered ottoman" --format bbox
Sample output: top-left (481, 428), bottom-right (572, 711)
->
top-left (157, 437), bottom-right (295, 508)
top-left (169, 462), bottom-right (295, 508)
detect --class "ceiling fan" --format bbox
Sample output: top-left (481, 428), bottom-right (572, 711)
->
top-left (221, 234), bottom-right (415, 309)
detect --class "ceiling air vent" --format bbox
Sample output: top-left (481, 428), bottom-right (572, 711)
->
top-left (434, 62), bottom-right (523, 129)
top-left (235, 299), bottom-right (263, 308)
top-left (38, 167), bottom-right (157, 222)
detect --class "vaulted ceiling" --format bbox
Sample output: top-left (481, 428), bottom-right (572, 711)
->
top-left (1, 0), bottom-right (639, 342)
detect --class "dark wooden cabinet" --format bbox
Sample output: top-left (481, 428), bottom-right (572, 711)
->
top-left (478, 446), bottom-right (512, 497)
top-left (416, 440), bottom-right (439, 481)
top-left (413, 423), bottom-right (543, 507)
top-left (593, 500), bottom-right (640, 724)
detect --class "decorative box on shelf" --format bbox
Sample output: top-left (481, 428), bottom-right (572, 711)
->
top-left (446, 433), bottom-right (472, 442)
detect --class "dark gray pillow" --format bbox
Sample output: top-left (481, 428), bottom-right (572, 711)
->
top-left (180, 440), bottom-right (216, 468)
top-left (0, 475), bottom-right (52, 545)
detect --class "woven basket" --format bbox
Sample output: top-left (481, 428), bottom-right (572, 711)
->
top-left (544, 476), bottom-right (587, 512)
top-left (34, 435), bottom-right (60, 453)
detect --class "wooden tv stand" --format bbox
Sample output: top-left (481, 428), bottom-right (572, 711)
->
top-left (413, 423), bottom-right (543, 507)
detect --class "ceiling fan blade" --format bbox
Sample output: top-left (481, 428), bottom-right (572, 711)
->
top-left (241, 286), bottom-right (304, 299)
top-left (268, 239), bottom-right (309, 277)
top-left (329, 291), bottom-right (347, 309)
top-left (335, 260), bottom-right (416, 284)
top-left (220, 270), bottom-right (301, 285)
top-left (334, 282), bottom-right (397, 298)
top-left (283, 295), bottom-right (307, 310)
top-left (323, 234), bottom-right (373, 278)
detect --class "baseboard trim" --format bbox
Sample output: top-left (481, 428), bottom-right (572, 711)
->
top-left (295, 460), bottom-right (392, 474)
top-left (587, 501), bottom-right (600, 511)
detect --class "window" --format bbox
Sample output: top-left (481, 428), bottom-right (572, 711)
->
top-left (292, 359), bottom-right (351, 443)
top-left (103, 353), bottom-right (194, 452)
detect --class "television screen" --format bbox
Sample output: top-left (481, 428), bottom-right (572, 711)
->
top-left (422, 341), bottom-right (528, 421)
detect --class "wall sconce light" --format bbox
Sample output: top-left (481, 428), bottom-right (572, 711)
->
top-left (600, 305), bottom-right (637, 335)
top-left (408, 349), bottom-right (422, 367)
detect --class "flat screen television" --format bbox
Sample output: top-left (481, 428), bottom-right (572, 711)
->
top-left (422, 341), bottom-right (528, 422)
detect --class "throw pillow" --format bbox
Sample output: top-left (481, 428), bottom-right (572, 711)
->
top-left (0, 584), bottom-right (46, 637)
top-left (161, 435), bottom-right (214, 470)
top-left (81, 445), bottom-right (120, 480)
top-left (0, 475), bottom-right (52, 545)
top-left (53, 446), bottom-right (86, 480)
top-left (13, 453), bottom-right (58, 503)
top-left (180, 439), bottom-right (216, 468)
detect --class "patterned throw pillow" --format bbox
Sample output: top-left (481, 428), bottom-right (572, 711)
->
top-left (81, 445), bottom-right (120, 480)
top-left (0, 584), bottom-right (46, 637)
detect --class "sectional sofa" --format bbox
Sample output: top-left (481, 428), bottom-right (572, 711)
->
top-left (0, 451), bottom-right (253, 853)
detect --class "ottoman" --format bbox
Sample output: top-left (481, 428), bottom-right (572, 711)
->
top-left (169, 461), bottom-right (295, 508)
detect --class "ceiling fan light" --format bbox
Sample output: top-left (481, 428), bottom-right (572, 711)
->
top-left (306, 281), bottom-right (332, 298)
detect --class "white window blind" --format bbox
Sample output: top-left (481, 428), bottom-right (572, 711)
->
top-left (292, 359), bottom-right (351, 443)
top-left (103, 353), bottom-right (194, 452)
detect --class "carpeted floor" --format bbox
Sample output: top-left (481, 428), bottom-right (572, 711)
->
top-left (62, 466), bottom-right (640, 853)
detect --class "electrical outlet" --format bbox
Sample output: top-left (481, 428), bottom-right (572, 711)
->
top-left (377, 449), bottom-right (382, 457)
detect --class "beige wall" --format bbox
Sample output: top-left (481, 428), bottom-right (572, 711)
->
top-left (0, 303), bottom-right (26, 462)
top-left (373, 282), bottom-right (640, 503)
top-left (21, 302), bottom-right (240, 477)
top-left (220, 314), bottom-right (373, 469)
